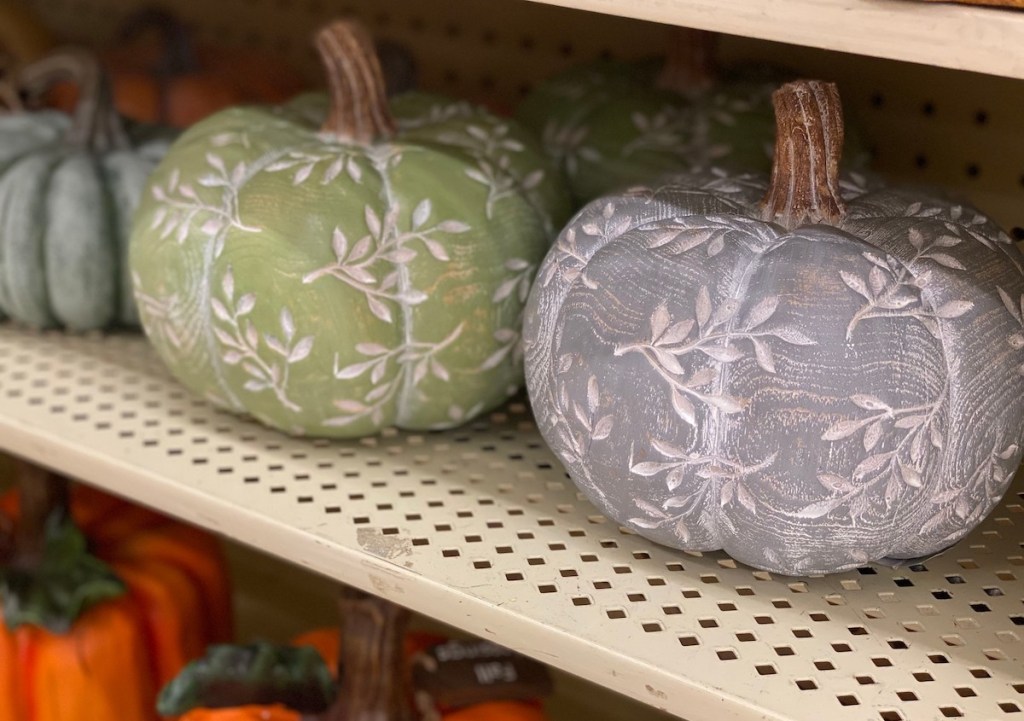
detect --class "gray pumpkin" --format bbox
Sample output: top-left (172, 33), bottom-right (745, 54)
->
top-left (524, 81), bottom-right (1024, 576)
top-left (0, 50), bottom-right (172, 330)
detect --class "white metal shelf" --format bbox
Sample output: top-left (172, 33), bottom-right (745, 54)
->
top-left (522, 0), bottom-right (1024, 80)
top-left (0, 327), bottom-right (1022, 721)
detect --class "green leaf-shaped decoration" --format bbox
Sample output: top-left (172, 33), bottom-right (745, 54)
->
top-left (0, 512), bottom-right (125, 633)
top-left (157, 641), bottom-right (336, 715)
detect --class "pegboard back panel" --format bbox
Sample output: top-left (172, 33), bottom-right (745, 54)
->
top-left (26, 0), bottom-right (1024, 232)
top-left (0, 328), bottom-right (1022, 721)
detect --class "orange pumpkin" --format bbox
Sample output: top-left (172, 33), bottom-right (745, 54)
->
top-left (102, 7), bottom-right (304, 127)
top-left (174, 628), bottom-right (550, 721)
top-left (0, 467), bottom-right (233, 721)
top-left (179, 706), bottom-right (302, 721)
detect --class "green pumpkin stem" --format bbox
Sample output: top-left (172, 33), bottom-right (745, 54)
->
top-left (0, 462), bottom-right (125, 633)
top-left (655, 27), bottom-right (719, 95)
top-left (324, 588), bottom-right (413, 721)
top-left (760, 80), bottom-right (847, 230)
top-left (17, 49), bottom-right (130, 152)
top-left (315, 19), bottom-right (396, 144)
top-left (157, 642), bottom-right (337, 715)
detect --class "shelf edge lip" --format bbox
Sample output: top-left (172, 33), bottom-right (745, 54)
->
top-left (0, 411), bottom-right (787, 721)
top-left (521, 0), bottom-right (1024, 80)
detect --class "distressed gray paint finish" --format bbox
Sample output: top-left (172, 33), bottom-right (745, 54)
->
top-left (524, 169), bottom-right (1024, 575)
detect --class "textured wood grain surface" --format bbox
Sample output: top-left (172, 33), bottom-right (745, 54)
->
top-left (904, 0), bottom-right (1024, 7)
top-left (524, 170), bottom-right (1024, 575)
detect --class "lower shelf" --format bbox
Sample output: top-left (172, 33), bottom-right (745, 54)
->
top-left (0, 326), bottom-right (1021, 721)
top-left (226, 541), bottom-right (675, 721)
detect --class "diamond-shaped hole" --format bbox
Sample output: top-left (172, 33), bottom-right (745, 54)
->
top-left (678, 635), bottom-right (700, 647)
top-left (796, 679), bottom-right (817, 691)
top-left (814, 661), bottom-right (836, 671)
top-left (756, 664), bottom-right (777, 676)
top-left (838, 695), bottom-right (860, 706)
top-left (716, 649), bottom-right (738, 661)
top-left (896, 691), bottom-right (918, 702)
top-left (955, 688), bottom-right (977, 698)
top-left (940, 708), bottom-right (964, 718)
top-left (1000, 703), bottom-right (1022, 713)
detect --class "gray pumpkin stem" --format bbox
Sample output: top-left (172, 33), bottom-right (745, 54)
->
top-left (315, 19), bottom-right (396, 144)
top-left (17, 48), bottom-right (130, 152)
top-left (760, 80), bottom-right (847, 230)
top-left (655, 27), bottom-right (719, 95)
top-left (323, 587), bottom-right (412, 721)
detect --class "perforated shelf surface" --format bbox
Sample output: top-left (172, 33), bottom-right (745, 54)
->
top-left (0, 327), bottom-right (1022, 721)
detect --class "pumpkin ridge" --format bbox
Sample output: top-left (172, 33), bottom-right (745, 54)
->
top-left (44, 152), bottom-right (118, 329)
top-left (370, 144), bottom-right (417, 427)
top-left (696, 220), bottom-right (784, 545)
top-left (191, 142), bottom-right (303, 415)
top-left (0, 150), bottom-right (61, 327)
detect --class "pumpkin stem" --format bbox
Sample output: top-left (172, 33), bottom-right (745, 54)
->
top-left (0, 461), bottom-right (122, 633)
top-left (324, 588), bottom-right (412, 721)
top-left (655, 26), bottom-right (718, 95)
top-left (17, 48), bottom-right (130, 151)
top-left (760, 80), bottom-right (846, 230)
top-left (315, 19), bottom-right (396, 143)
top-left (12, 459), bottom-right (68, 568)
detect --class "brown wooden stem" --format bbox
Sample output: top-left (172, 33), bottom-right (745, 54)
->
top-left (655, 26), bottom-right (718, 95)
top-left (11, 459), bottom-right (68, 568)
top-left (17, 48), bottom-right (130, 151)
top-left (760, 80), bottom-right (846, 230)
top-left (315, 20), bottom-right (396, 143)
top-left (324, 588), bottom-right (412, 721)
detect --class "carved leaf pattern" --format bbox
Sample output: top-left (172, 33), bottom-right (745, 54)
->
top-left (527, 166), bottom-right (1024, 574)
top-left (210, 267), bottom-right (311, 413)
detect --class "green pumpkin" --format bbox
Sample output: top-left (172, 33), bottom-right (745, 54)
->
top-left (0, 50), bottom-right (173, 330)
top-left (517, 29), bottom-right (865, 206)
top-left (130, 19), bottom-right (571, 438)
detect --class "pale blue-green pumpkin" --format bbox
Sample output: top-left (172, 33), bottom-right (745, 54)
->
top-left (0, 50), bottom-right (172, 330)
top-left (130, 19), bottom-right (571, 438)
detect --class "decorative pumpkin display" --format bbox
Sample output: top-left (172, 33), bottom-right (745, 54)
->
top-left (161, 589), bottom-right (550, 721)
top-left (0, 460), bottom-right (233, 721)
top-left (0, 49), bottom-right (174, 330)
top-left (516, 28), bottom-right (866, 206)
top-left (131, 19), bottom-right (570, 438)
top-left (100, 7), bottom-right (305, 128)
top-left (524, 79), bottom-right (1024, 576)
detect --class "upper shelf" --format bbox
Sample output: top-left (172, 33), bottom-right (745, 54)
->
top-left (523, 0), bottom-right (1024, 79)
top-left (0, 326), bottom-right (1022, 721)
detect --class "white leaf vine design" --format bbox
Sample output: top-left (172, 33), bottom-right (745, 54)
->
top-left (149, 154), bottom-right (262, 245)
top-left (841, 232), bottom-right (973, 340)
top-left (613, 289), bottom-right (815, 426)
top-left (301, 199), bottom-right (468, 323)
top-left (326, 323), bottom-right (465, 428)
top-left (211, 267), bottom-right (312, 412)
